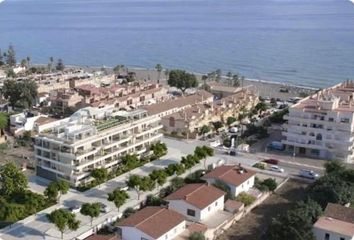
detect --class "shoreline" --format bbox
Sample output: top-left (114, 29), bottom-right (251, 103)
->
top-left (64, 64), bottom-right (319, 91)
top-left (51, 64), bottom-right (318, 99)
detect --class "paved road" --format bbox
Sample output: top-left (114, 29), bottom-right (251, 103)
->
top-left (0, 137), bottom-right (323, 240)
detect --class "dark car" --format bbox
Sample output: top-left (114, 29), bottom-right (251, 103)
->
top-left (263, 159), bottom-right (279, 165)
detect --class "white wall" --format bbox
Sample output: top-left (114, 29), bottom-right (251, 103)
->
top-left (156, 221), bottom-right (186, 240)
top-left (168, 196), bottom-right (224, 222)
top-left (313, 227), bottom-right (354, 240)
top-left (121, 226), bottom-right (154, 240)
top-left (121, 221), bottom-right (186, 240)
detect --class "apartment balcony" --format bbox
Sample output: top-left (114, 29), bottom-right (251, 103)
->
top-left (136, 125), bottom-right (163, 137)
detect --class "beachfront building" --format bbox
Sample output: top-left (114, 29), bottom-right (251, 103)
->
top-left (34, 107), bottom-right (162, 186)
top-left (282, 80), bottom-right (354, 163)
top-left (165, 183), bottom-right (225, 222)
top-left (313, 203), bottom-right (354, 240)
top-left (202, 165), bottom-right (256, 197)
top-left (116, 207), bottom-right (186, 240)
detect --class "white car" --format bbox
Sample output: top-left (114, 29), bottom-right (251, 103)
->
top-left (299, 169), bottom-right (319, 179)
top-left (100, 203), bottom-right (110, 213)
top-left (269, 165), bottom-right (284, 173)
top-left (69, 205), bottom-right (81, 214)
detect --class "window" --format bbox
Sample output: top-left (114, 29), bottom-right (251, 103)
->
top-left (141, 238), bottom-right (148, 240)
top-left (169, 117), bottom-right (175, 127)
top-left (340, 238), bottom-right (345, 240)
top-left (187, 209), bottom-right (195, 217)
top-left (340, 118), bottom-right (349, 123)
top-left (208, 206), bottom-right (211, 211)
top-left (328, 117), bottom-right (334, 122)
top-left (324, 233), bottom-right (329, 240)
top-left (215, 201), bottom-right (218, 206)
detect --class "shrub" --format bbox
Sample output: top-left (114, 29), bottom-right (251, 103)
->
top-left (236, 192), bottom-right (256, 206)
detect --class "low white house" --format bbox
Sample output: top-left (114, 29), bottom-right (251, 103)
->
top-left (165, 183), bottom-right (225, 222)
top-left (313, 203), bottom-right (354, 240)
top-left (117, 207), bottom-right (186, 240)
top-left (201, 165), bottom-right (255, 197)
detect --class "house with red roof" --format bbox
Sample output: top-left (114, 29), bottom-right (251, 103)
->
top-left (165, 183), bottom-right (226, 222)
top-left (116, 207), bottom-right (186, 240)
top-left (313, 203), bottom-right (354, 240)
top-left (201, 165), bottom-right (256, 197)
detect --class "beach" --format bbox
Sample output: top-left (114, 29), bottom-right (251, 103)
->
top-left (128, 68), bottom-right (317, 100)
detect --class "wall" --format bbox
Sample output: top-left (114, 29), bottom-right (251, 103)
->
top-left (168, 196), bottom-right (224, 222)
top-left (168, 200), bottom-right (202, 222)
top-left (313, 227), bottom-right (354, 240)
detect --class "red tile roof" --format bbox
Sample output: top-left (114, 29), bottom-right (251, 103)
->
top-left (323, 203), bottom-right (354, 224)
top-left (117, 207), bottom-right (185, 239)
top-left (85, 234), bottom-right (120, 240)
top-left (202, 165), bottom-right (255, 186)
top-left (314, 217), bottom-right (354, 237)
top-left (165, 183), bottom-right (225, 209)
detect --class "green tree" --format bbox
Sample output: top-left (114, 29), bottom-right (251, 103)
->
top-left (6, 45), bottom-right (16, 67)
top-left (232, 74), bottom-right (240, 87)
top-left (121, 154), bottom-right (140, 170)
top-left (20, 59), bottom-right (27, 68)
top-left (150, 141), bottom-right (167, 159)
top-left (212, 121), bottom-right (223, 131)
top-left (265, 199), bottom-right (321, 240)
top-left (108, 189), bottom-right (129, 211)
top-left (168, 69), bottom-right (198, 94)
top-left (308, 174), bottom-right (354, 208)
top-left (149, 169), bottom-right (168, 188)
top-left (146, 194), bottom-right (166, 206)
top-left (80, 202), bottom-right (101, 226)
top-left (3, 79), bottom-right (21, 108)
top-left (324, 160), bottom-right (345, 175)
top-left (6, 69), bottom-right (16, 78)
top-left (0, 112), bottom-right (8, 136)
top-left (26, 56), bottom-right (31, 68)
top-left (213, 180), bottom-right (233, 200)
top-left (255, 102), bottom-right (268, 113)
top-left (155, 64), bottom-right (163, 84)
top-left (91, 168), bottom-right (108, 185)
top-left (126, 175), bottom-right (143, 200)
top-left (226, 71), bottom-right (232, 86)
top-left (188, 232), bottom-right (205, 240)
top-left (44, 180), bottom-right (69, 202)
top-left (0, 163), bottom-right (28, 196)
top-left (199, 125), bottom-right (210, 136)
top-left (19, 80), bottom-right (38, 108)
top-left (113, 64), bottom-right (125, 75)
top-left (170, 177), bottom-right (185, 191)
top-left (0, 48), bottom-right (3, 65)
top-left (227, 116), bottom-right (237, 126)
top-left (215, 69), bottom-right (222, 82)
top-left (47, 209), bottom-right (80, 239)
top-left (56, 58), bottom-right (65, 71)
top-left (139, 176), bottom-right (155, 192)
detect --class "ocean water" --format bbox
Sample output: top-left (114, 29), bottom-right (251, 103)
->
top-left (0, 0), bottom-right (354, 88)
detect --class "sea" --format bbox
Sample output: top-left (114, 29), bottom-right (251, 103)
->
top-left (0, 0), bottom-right (354, 88)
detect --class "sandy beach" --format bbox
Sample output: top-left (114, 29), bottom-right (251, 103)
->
top-left (129, 68), bottom-right (317, 100)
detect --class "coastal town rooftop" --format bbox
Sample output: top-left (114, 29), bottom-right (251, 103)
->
top-left (39, 107), bottom-right (149, 143)
top-left (292, 80), bottom-right (354, 113)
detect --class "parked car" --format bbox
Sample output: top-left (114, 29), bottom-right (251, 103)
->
top-left (99, 203), bottom-right (110, 213)
top-left (117, 182), bottom-right (129, 191)
top-left (269, 165), bottom-right (284, 173)
top-left (263, 158), bottom-right (279, 165)
top-left (299, 169), bottom-right (319, 179)
top-left (69, 204), bottom-right (81, 214)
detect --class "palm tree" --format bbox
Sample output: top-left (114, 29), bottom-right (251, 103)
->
top-left (26, 56), bottom-right (31, 68)
top-left (155, 64), bottom-right (163, 84)
top-left (202, 75), bottom-right (208, 89)
top-left (226, 72), bottom-right (232, 86)
top-left (49, 57), bottom-right (54, 72)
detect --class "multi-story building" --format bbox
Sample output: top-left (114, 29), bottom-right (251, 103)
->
top-left (34, 107), bottom-right (163, 186)
top-left (282, 81), bottom-right (354, 163)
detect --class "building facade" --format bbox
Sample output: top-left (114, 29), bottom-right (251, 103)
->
top-left (282, 81), bottom-right (354, 163)
top-left (34, 107), bottom-right (162, 186)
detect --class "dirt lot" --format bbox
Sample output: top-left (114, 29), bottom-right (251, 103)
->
top-left (217, 179), bottom-right (309, 240)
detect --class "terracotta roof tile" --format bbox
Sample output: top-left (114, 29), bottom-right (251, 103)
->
top-left (324, 203), bottom-right (354, 224)
top-left (202, 165), bottom-right (255, 186)
top-left (165, 183), bottom-right (225, 209)
top-left (117, 207), bottom-right (185, 239)
top-left (314, 217), bottom-right (354, 236)
top-left (84, 234), bottom-right (120, 240)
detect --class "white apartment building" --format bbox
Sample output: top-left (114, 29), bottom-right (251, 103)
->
top-left (34, 107), bottom-right (162, 186)
top-left (282, 81), bottom-right (354, 163)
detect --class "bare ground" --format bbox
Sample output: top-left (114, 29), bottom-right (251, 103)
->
top-left (217, 179), bottom-right (309, 240)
